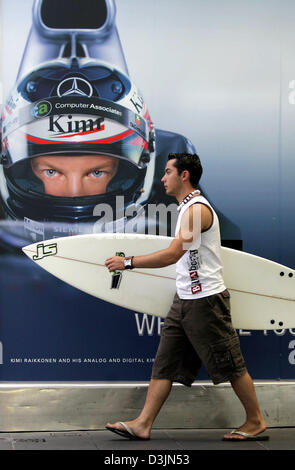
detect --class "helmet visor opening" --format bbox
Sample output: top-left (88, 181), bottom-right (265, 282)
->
top-left (6, 156), bottom-right (144, 199)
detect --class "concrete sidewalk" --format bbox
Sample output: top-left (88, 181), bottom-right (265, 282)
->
top-left (0, 427), bottom-right (294, 451)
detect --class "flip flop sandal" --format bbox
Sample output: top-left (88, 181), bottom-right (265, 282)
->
top-left (106, 422), bottom-right (150, 441)
top-left (222, 429), bottom-right (270, 441)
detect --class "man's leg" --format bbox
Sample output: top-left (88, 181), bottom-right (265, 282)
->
top-left (106, 378), bottom-right (172, 439)
top-left (223, 371), bottom-right (267, 439)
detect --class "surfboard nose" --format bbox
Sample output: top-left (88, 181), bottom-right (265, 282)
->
top-left (23, 240), bottom-right (57, 261)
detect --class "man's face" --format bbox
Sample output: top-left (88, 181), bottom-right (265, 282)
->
top-left (31, 155), bottom-right (119, 197)
top-left (161, 159), bottom-right (182, 196)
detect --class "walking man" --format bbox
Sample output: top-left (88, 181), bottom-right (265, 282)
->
top-left (105, 153), bottom-right (268, 442)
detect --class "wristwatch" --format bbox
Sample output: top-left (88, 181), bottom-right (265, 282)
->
top-left (124, 256), bottom-right (134, 270)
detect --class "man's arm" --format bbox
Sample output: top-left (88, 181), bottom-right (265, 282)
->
top-left (105, 203), bottom-right (212, 272)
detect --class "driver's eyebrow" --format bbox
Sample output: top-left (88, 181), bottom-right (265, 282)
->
top-left (31, 159), bottom-right (63, 171)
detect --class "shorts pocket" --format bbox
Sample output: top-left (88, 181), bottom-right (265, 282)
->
top-left (210, 334), bottom-right (244, 371)
top-left (210, 337), bottom-right (235, 370)
top-left (204, 334), bottom-right (246, 385)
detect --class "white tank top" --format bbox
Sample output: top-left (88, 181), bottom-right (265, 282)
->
top-left (175, 194), bottom-right (226, 299)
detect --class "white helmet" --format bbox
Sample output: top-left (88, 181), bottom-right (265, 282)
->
top-left (0, 57), bottom-right (156, 240)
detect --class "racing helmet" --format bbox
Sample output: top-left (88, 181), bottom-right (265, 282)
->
top-left (0, 57), bottom-right (156, 239)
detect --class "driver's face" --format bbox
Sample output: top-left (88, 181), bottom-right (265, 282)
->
top-left (31, 155), bottom-right (119, 197)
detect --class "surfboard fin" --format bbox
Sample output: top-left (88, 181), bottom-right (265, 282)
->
top-left (111, 251), bottom-right (125, 289)
top-left (111, 272), bottom-right (122, 289)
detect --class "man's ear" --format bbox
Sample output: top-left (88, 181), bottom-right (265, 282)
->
top-left (181, 169), bottom-right (190, 183)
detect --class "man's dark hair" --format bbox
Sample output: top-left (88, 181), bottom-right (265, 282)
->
top-left (168, 153), bottom-right (202, 188)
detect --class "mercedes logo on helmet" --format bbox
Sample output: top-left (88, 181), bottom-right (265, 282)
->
top-left (57, 77), bottom-right (93, 98)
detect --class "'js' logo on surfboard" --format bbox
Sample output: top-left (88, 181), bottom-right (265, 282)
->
top-left (33, 243), bottom-right (58, 261)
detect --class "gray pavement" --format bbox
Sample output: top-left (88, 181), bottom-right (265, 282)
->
top-left (0, 427), bottom-right (294, 451)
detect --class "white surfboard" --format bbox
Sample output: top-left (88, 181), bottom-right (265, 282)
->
top-left (22, 233), bottom-right (295, 330)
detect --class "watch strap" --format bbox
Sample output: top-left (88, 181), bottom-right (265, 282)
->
top-left (124, 256), bottom-right (134, 269)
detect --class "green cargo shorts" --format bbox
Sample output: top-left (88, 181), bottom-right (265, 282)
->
top-left (152, 290), bottom-right (247, 386)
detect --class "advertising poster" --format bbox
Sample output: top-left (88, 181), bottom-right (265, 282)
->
top-left (0, 0), bottom-right (294, 382)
